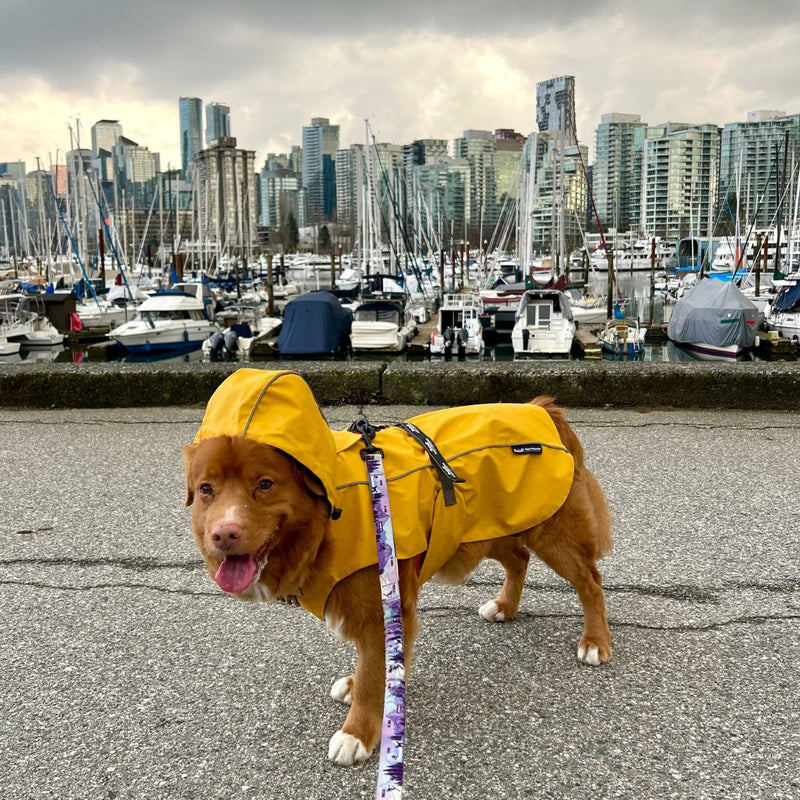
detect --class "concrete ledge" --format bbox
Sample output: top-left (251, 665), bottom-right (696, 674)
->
top-left (382, 361), bottom-right (800, 410)
top-left (1, 360), bottom-right (800, 410)
top-left (0, 362), bottom-right (384, 409)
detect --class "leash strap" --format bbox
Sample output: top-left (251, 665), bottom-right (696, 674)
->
top-left (365, 450), bottom-right (406, 799)
top-left (396, 422), bottom-right (465, 507)
top-left (349, 415), bottom-right (405, 798)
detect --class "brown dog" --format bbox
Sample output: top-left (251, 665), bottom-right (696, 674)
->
top-left (184, 369), bottom-right (612, 766)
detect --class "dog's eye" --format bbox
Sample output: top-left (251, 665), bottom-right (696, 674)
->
top-left (198, 483), bottom-right (214, 497)
top-left (257, 478), bottom-right (273, 492)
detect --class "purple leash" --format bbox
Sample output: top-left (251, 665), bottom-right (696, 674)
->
top-left (352, 417), bottom-right (406, 799)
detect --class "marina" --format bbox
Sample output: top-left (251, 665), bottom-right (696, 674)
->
top-left (2, 276), bottom-right (796, 366)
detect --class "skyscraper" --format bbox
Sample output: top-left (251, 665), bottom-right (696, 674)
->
top-left (453, 129), bottom-right (497, 228)
top-left (719, 111), bottom-right (800, 230)
top-left (179, 97), bottom-right (203, 179)
top-left (91, 120), bottom-right (122, 157)
top-left (536, 76), bottom-right (576, 144)
top-left (302, 117), bottom-right (339, 223)
top-left (91, 119), bottom-right (122, 175)
top-left (194, 137), bottom-right (258, 258)
top-left (640, 122), bottom-right (720, 240)
top-left (593, 113), bottom-right (648, 231)
top-left (205, 102), bottom-right (231, 147)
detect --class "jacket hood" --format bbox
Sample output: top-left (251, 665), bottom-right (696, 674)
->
top-left (194, 369), bottom-right (338, 511)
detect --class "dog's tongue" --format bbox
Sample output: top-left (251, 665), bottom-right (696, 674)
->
top-left (214, 554), bottom-right (258, 594)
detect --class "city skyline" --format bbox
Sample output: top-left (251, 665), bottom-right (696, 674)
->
top-left (1, 1), bottom-right (798, 169)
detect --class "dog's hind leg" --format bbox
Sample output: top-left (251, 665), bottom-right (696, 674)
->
top-left (478, 536), bottom-right (531, 622)
top-left (530, 538), bottom-right (612, 666)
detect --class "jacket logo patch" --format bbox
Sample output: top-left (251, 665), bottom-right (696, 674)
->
top-left (511, 443), bottom-right (543, 455)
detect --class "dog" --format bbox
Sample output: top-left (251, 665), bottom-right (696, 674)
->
top-left (184, 368), bottom-right (612, 766)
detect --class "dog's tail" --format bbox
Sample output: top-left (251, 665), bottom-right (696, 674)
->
top-left (532, 396), bottom-right (584, 470)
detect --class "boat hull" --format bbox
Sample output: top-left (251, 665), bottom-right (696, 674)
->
top-left (430, 332), bottom-right (483, 356)
top-left (511, 328), bottom-right (574, 357)
top-left (112, 322), bottom-right (217, 353)
top-left (673, 341), bottom-right (744, 361)
top-left (350, 321), bottom-right (413, 353)
top-left (601, 341), bottom-right (644, 359)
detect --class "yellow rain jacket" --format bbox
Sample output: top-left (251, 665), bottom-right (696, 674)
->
top-left (194, 368), bottom-right (575, 619)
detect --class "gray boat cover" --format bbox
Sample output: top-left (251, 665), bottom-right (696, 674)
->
top-left (667, 278), bottom-right (758, 348)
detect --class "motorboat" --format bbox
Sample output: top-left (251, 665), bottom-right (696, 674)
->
top-left (108, 289), bottom-right (220, 354)
top-left (764, 275), bottom-right (800, 342)
top-left (203, 301), bottom-right (283, 359)
top-left (349, 299), bottom-right (416, 353)
top-left (0, 335), bottom-right (20, 356)
top-left (667, 277), bottom-right (758, 360)
top-left (569, 290), bottom-right (608, 326)
top-left (75, 284), bottom-right (149, 333)
top-left (511, 288), bottom-right (575, 357)
top-left (0, 293), bottom-right (64, 347)
top-left (429, 293), bottom-right (484, 356)
top-left (276, 291), bottom-right (353, 358)
top-left (479, 280), bottom-right (527, 343)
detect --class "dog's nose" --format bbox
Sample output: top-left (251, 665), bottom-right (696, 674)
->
top-left (209, 522), bottom-right (243, 548)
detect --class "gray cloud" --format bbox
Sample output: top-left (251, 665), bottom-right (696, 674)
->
top-left (1, 1), bottom-right (799, 167)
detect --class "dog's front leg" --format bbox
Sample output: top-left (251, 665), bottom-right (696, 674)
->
top-left (328, 620), bottom-right (385, 765)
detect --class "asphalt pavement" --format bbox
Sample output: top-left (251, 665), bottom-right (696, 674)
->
top-left (1, 404), bottom-right (799, 800)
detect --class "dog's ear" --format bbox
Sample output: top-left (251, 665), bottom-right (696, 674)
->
top-left (296, 462), bottom-right (326, 502)
top-left (183, 445), bottom-right (196, 507)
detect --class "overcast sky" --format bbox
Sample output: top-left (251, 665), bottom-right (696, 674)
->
top-left (2, 0), bottom-right (799, 170)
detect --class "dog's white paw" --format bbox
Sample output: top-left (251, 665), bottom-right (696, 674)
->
top-left (577, 643), bottom-right (601, 666)
top-left (478, 599), bottom-right (506, 622)
top-left (328, 730), bottom-right (371, 766)
top-left (330, 676), bottom-right (353, 705)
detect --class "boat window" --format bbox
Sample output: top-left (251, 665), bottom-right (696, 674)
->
top-left (440, 310), bottom-right (463, 328)
top-left (354, 308), bottom-right (399, 324)
top-left (526, 303), bottom-right (551, 327)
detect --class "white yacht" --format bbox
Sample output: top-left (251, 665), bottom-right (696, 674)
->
top-left (429, 293), bottom-right (484, 356)
top-left (0, 293), bottom-right (64, 347)
top-left (511, 289), bottom-right (575, 357)
top-left (109, 288), bottom-right (219, 354)
top-left (75, 284), bottom-right (149, 333)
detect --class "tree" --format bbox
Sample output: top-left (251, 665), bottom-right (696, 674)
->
top-left (285, 211), bottom-right (299, 252)
top-left (318, 225), bottom-right (331, 253)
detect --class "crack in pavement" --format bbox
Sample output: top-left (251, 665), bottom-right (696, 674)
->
top-left (1, 558), bottom-right (796, 600)
top-left (1, 563), bottom-right (797, 634)
top-left (2, 578), bottom-right (797, 633)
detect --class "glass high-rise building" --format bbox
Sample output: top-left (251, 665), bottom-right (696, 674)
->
top-left (536, 76), bottom-right (576, 144)
top-left (302, 117), bottom-right (340, 223)
top-left (179, 97), bottom-right (203, 179)
top-left (453, 129), bottom-right (498, 228)
top-left (205, 102), bottom-right (231, 147)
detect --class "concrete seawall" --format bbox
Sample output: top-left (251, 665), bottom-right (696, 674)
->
top-left (2, 360), bottom-right (800, 409)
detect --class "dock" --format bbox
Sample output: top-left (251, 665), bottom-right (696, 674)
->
top-left (574, 327), bottom-right (601, 359)
top-left (757, 331), bottom-right (798, 359)
top-left (408, 317), bottom-right (436, 355)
